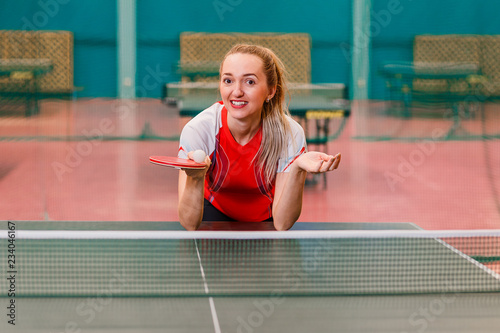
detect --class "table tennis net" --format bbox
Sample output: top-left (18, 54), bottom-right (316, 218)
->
top-left (1, 230), bottom-right (499, 297)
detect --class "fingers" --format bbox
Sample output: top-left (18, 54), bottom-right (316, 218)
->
top-left (187, 151), bottom-right (198, 162)
top-left (183, 151), bottom-right (211, 178)
top-left (202, 155), bottom-right (211, 167)
top-left (318, 153), bottom-right (341, 173)
top-left (182, 168), bottom-right (206, 178)
top-left (329, 153), bottom-right (341, 171)
top-left (187, 151), bottom-right (211, 166)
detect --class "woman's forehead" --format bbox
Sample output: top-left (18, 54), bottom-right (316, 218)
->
top-left (221, 53), bottom-right (265, 76)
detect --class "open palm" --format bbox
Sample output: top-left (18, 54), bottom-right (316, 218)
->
top-left (295, 151), bottom-right (341, 174)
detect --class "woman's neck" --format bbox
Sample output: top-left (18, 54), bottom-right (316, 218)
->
top-left (227, 113), bottom-right (262, 146)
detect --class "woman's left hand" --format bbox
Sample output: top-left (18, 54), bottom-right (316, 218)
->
top-left (294, 151), bottom-right (341, 174)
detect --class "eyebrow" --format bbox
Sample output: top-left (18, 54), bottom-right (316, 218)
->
top-left (221, 73), bottom-right (258, 78)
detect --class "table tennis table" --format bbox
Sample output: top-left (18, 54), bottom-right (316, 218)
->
top-left (1, 221), bottom-right (499, 333)
top-left (0, 59), bottom-right (53, 116)
top-left (379, 61), bottom-right (485, 138)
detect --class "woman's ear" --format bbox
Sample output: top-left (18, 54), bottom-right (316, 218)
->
top-left (268, 86), bottom-right (277, 101)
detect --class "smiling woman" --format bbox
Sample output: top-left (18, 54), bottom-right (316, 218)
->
top-left (220, 45), bottom-right (288, 183)
top-left (176, 44), bottom-right (342, 231)
top-left (220, 53), bottom-right (272, 144)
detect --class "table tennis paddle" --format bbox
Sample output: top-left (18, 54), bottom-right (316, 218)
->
top-left (149, 156), bottom-right (206, 169)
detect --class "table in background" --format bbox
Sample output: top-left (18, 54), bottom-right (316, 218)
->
top-left (379, 61), bottom-right (483, 125)
top-left (0, 59), bottom-right (53, 116)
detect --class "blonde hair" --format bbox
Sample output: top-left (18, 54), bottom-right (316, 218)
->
top-left (220, 44), bottom-right (291, 186)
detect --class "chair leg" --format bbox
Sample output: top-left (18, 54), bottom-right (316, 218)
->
top-left (322, 118), bottom-right (330, 189)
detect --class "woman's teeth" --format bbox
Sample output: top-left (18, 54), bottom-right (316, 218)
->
top-left (231, 101), bottom-right (248, 106)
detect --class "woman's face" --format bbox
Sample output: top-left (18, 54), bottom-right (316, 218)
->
top-left (220, 53), bottom-right (275, 123)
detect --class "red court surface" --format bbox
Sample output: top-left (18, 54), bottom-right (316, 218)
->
top-left (0, 99), bottom-right (499, 230)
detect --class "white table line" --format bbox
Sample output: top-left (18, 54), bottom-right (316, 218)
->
top-left (195, 239), bottom-right (222, 333)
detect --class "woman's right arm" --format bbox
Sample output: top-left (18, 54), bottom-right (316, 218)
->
top-left (177, 155), bottom-right (211, 230)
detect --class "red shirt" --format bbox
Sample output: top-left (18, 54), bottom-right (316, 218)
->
top-left (179, 102), bottom-right (306, 221)
top-left (205, 105), bottom-right (273, 221)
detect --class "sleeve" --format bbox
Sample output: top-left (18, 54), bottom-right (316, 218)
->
top-left (178, 103), bottom-right (220, 159)
top-left (277, 116), bottom-right (307, 173)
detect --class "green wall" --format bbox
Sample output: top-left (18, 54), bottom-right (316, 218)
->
top-left (1, 0), bottom-right (499, 99)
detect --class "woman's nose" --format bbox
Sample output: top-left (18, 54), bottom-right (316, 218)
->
top-left (232, 83), bottom-right (244, 97)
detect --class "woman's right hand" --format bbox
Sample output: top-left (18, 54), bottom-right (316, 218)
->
top-left (182, 151), bottom-right (211, 178)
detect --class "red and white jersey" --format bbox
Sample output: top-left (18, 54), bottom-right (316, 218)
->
top-left (178, 102), bottom-right (306, 221)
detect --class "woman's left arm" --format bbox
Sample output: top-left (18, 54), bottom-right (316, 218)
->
top-left (272, 152), bottom-right (341, 230)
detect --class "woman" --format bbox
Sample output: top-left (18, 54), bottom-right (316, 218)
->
top-left (178, 44), bottom-right (341, 230)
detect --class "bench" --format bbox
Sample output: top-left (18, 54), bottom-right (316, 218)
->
top-left (380, 34), bottom-right (500, 118)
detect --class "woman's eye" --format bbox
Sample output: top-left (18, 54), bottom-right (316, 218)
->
top-left (223, 78), bottom-right (232, 84)
top-left (246, 80), bottom-right (255, 85)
